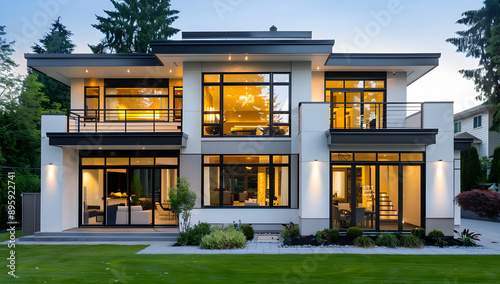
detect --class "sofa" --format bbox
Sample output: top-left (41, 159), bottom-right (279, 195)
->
top-left (115, 205), bottom-right (152, 224)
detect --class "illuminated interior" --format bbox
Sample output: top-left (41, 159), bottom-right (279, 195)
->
top-left (325, 80), bottom-right (385, 129)
top-left (105, 88), bottom-right (169, 121)
top-left (203, 155), bottom-right (289, 207)
top-left (331, 152), bottom-right (422, 231)
top-left (203, 73), bottom-right (290, 136)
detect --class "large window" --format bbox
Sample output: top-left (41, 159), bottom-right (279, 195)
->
top-left (330, 152), bottom-right (423, 232)
top-left (325, 73), bottom-right (386, 129)
top-left (105, 87), bottom-right (169, 121)
top-left (203, 155), bottom-right (289, 207)
top-left (203, 73), bottom-right (290, 136)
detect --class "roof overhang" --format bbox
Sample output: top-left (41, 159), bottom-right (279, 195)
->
top-left (454, 137), bottom-right (474, 151)
top-left (46, 132), bottom-right (188, 148)
top-left (25, 53), bottom-right (176, 86)
top-left (325, 53), bottom-right (440, 85)
top-left (326, 129), bottom-right (439, 145)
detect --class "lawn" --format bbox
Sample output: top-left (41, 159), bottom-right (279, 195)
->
top-left (0, 239), bottom-right (499, 283)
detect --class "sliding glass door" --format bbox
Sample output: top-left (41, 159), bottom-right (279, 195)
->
top-left (330, 152), bottom-right (423, 231)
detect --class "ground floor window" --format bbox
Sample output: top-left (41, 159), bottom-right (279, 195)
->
top-left (331, 152), bottom-right (424, 231)
top-left (203, 155), bottom-right (289, 207)
top-left (80, 151), bottom-right (179, 226)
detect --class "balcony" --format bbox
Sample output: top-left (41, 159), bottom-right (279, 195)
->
top-left (326, 102), bottom-right (439, 145)
top-left (45, 109), bottom-right (187, 148)
top-left (66, 109), bottom-right (182, 133)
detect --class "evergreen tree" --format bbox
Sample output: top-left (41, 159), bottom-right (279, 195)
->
top-left (89, 0), bottom-right (180, 53)
top-left (0, 25), bottom-right (20, 100)
top-left (446, 1), bottom-right (500, 131)
top-left (461, 147), bottom-right (482, 191)
top-left (31, 17), bottom-right (73, 110)
top-left (489, 146), bottom-right (500, 184)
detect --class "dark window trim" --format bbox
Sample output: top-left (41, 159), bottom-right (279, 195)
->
top-left (201, 154), bottom-right (291, 208)
top-left (329, 151), bottom-right (425, 232)
top-left (473, 115), bottom-right (482, 128)
top-left (78, 150), bottom-right (179, 227)
top-left (202, 72), bottom-right (291, 138)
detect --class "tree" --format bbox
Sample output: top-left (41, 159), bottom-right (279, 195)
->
top-left (31, 17), bottom-right (74, 110)
top-left (446, 1), bottom-right (500, 131)
top-left (455, 189), bottom-right (500, 219)
top-left (461, 147), bottom-right (482, 191)
top-left (89, 0), bottom-right (180, 53)
top-left (168, 177), bottom-right (196, 232)
top-left (489, 146), bottom-right (500, 184)
top-left (0, 25), bottom-right (20, 101)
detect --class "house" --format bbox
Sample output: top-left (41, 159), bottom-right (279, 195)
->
top-left (27, 28), bottom-right (466, 236)
top-left (454, 104), bottom-right (500, 159)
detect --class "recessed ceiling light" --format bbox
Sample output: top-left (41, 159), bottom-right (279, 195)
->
top-left (316, 66), bottom-right (319, 70)
top-left (85, 69), bottom-right (88, 73)
top-left (142, 147), bottom-right (145, 150)
top-left (228, 55), bottom-right (232, 61)
top-left (245, 56), bottom-right (248, 61)
top-left (127, 69), bottom-right (130, 73)
top-left (169, 69), bottom-right (172, 73)
top-left (98, 147), bottom-right (102, 150)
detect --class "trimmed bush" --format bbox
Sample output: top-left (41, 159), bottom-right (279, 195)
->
top-left (353, 235), bottom-right (375, 248)
top-left (461, 146), bottom-right (481, 191)
top-left (428, 229), bottom-right (445, 238)
top-left (411, 228), bottom-right (426, 239)
top-left (455, 189), bottom-right (500, 219)
top-left (176, 222), bottom-right (211, 246)
top-left (375, 233), bottom-right (399, 248)
top-left (281, 222), bottom-right (300, 245)
top-left (201, 225), bottom-right (247, 249)
top-left (241, 225), bottom-right (254, 241)
top-left (489, 146), bottom-right (500, 184)
top-left (400, 235), bottom-right (424, 248)
top-left (323, 229), bottom-right (339, 243)
top-left (346, 227), bottom-right (363, 240)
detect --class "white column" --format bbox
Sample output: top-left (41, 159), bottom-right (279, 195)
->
top-left (453, 150), bottom-right (461, 226)
top-left (298, 102), bottom-right (330, 235)
top-left (423, 102), bottom-right (455, 235)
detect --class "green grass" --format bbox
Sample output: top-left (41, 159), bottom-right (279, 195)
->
top-left (0, 244), bottom-right (499, 283)
top-left (0, 230), bottom-right (22, 242)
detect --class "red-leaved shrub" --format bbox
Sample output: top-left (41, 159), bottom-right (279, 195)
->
top-left (455, 189), bottom-right (500, 219)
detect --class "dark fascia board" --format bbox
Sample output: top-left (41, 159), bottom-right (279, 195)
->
top-left (25, 53), bottom-right (163, 67)
top-left (47, 132), bottom-right (188, 147)
top-left (454, 138), bottom-right (474, 151)
top-left (326, 129), bottom-right (439, 145)
top-left (150, 40), bottom-right (335, 54)
top-left (326, 53), bottom-right (441, 66)
top-left (182, 31), bottom-right (312, 39)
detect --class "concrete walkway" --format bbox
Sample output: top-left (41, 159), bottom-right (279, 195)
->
top-left (460, 218), bottom-right (500, 250)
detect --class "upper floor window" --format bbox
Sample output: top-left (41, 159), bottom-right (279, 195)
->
top-left (454, 121), bottom-right (461, 133)
top-left (202, 73), bottom-right (290, 137)
top-left (104, 79), bottom-right (169, 121)
top-left (473, 115), bottom-right (482, 128)
top-left (325, 72), bottom-right (386, 129)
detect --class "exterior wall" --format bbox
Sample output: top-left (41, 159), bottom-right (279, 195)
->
top-left (70, 79), bottom-right (85, 109)
top-left (456, 110), bottom-right (489, 158)
top-left (386, 71), bottom-right (408, 128)
top-left (423, 102), bottom-right (455, 236)
top-left (41, 114), bottom-right (79, 232)
top-left (454, 150), bottom-right (461, 226)
top-left (298, 102), bottom-right (330, 235)
top-left (311, 71), bottom-right (324, 102)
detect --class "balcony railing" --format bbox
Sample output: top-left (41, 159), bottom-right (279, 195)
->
top-left (330, 102), bottom-right (423, 129)
top-left (66, 109), bottom-right (182, 133)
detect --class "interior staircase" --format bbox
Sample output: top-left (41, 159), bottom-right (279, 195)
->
top-left (379, 192), bottom-right (398, 220)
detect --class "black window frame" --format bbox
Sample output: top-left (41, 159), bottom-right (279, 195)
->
top-left (454, 121), bottom-right (462, 133)
top-left (324, 72), bottom-right (387, 129)
top-left (202, 72), bottom-right (291, 137)
top-left (84, 86), bottom-right (100, 121)
top-left (202, 154), bottom-right (291, 208)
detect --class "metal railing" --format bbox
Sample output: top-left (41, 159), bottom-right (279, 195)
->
top-left (329, 102), bottom-right (423, 129)
top-left (66, 109), bottom-right (182, 133)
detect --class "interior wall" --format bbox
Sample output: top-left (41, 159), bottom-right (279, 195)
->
top-left (403, 166), bottom-right (421, 226)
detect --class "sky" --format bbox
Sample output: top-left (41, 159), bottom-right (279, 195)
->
top-left (0, 0), bottom-right (486, 113)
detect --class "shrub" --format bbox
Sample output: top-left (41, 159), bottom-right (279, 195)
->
top-left (375, 233), bottom-right (399, 248)
top-left (428, 229), bottom-right (445, 238)
top-left (168, 177), bottom-right (197, 232)
top-left (281, 222), bottom-right (300, 245)
top-left (400, 235), bottom-right (424, 248)
top-left (323, 229), bottom-right (340, 243)
top-left (489, 146), bottom-right (500, 184)
top-left (201, 225), bottom-right (247, 249)
top-left (176, 222), bottom-right (211, 246)
top-left (346, 227), bottom-right (363, 240)
top-left (433, 237), bottom-right (448, 247)
top-left (454, 189), bottom-right (500, 219)
top-left (353, 235), bottom-right (375, 248)
top-left (454, 229), bottom-right (481, 246)
top-left (411, 228), bottom-right (426, 239)
top-left (240, 225), bottom-right (254, 241)
top-left (461, 146), bottom-right (481, 191)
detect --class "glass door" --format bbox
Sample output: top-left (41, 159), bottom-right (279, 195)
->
top-left (331, 166), bottom-right (351, 229)
top-left (379, 165), bottom-right (399, 230)
top-left (154, 168), bottom-right (178, 225)
top-left (355, 165), bottom-right (376, 230)
top-left (81, 169), bottom-right (104, 225)
top-left (173, 87), bottom-right (183, 122)
top-left (106, 169), bottom-right (128, 225)
top-left (129, 168), bottom-right (153, 225)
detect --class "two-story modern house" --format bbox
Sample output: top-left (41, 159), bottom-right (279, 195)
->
top-left (27, 29), bottom-right (461, 235)
top-left (454, 104), bottom-right (500, 159)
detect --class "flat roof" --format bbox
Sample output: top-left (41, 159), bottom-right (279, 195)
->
top-left (182, 31), bottom-right (312, 39)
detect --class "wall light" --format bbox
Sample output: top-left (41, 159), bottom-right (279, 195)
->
top-left (314, 159), bottom-right (318, 162)
top-left (392, 70), bottom-right (396, 76)
top-left (438, 159), bottom-right (442, 162)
